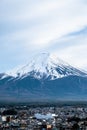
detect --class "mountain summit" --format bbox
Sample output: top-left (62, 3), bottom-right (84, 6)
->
top-left (4, 53), bottom-right (86, 80)
top-left (0, 53), bottom-right (87, 102)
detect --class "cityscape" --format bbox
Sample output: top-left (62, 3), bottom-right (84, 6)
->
top-left (0, 103), bottom-right (87, 129)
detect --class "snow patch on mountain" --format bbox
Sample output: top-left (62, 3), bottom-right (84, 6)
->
top-left (2, 53), bottom-right (87, 80)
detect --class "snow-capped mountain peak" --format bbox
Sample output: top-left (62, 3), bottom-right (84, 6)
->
top-left (4, 53), bottom-right (87, 80)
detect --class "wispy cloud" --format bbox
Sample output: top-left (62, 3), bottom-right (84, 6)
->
top-left (51, 27), bottom-right (87, 69)
top-left (0, 0), bottom-right (87, 72)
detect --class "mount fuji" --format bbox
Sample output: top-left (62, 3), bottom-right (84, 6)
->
top-left (0, 53), bottom-right (87, 102)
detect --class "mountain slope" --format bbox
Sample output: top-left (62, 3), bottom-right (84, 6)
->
top-left (0, 53), bottom-right (87, 102)
top-left (2, 53), bottom-right (87, 80)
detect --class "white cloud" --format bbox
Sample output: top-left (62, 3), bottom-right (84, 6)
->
top-left (51, 32), bottom-right (87, 70)
top-left (1, 0), bottom-right (87, 45)
top-left (0, 0), bottom-right (87, 71)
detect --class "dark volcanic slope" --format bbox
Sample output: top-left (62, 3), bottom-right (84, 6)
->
top-left (0, 75), bottom-right (87, 102)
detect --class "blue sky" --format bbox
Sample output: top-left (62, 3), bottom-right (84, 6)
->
top-left (0, 0), bottom-right (87, 72)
